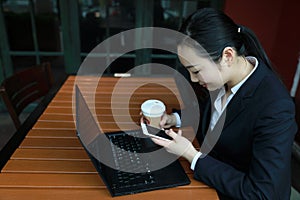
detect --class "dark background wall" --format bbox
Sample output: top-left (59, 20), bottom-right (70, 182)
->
top-left (224, 0), bottom-right (300, 90)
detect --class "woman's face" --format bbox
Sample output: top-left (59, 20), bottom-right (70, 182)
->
top-left (177, 45), bottom-right (225, 91)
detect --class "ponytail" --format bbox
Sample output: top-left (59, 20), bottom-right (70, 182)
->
top-left (239, 25), bottom-right (273, 70)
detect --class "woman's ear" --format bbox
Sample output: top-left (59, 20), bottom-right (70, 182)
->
top-left (220, 47), bottom-right (234, 66)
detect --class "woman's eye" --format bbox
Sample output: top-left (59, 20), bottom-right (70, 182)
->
top-left (193, 71), bottom-right (199, 74)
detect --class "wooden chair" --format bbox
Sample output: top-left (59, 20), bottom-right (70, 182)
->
top-left (0, 62), bottom-right (54, 129)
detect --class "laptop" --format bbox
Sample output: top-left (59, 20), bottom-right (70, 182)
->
top-left (75, 85), bottom-right (190, 197)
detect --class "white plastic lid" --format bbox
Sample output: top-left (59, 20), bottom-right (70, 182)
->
top-left (141, 99), bottom-right (166, 117)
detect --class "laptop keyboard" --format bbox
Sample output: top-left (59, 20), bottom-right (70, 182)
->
top-left (109, 131), bottom-right (156, 189)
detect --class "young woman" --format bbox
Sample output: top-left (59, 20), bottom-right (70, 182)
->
top-left (152, 8), bottom-right (297, 199)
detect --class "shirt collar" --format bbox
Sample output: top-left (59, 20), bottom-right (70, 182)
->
top-left (230, 56), bottom-right (258, 94)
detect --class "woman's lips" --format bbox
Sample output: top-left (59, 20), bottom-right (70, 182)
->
top-left (200, 82), bottom-right (207, 88)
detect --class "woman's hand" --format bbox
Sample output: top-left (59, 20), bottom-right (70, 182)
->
top-left (151, 129), bottom-right (198, 163)
top-left (159, 113), bottom-right (177, 129)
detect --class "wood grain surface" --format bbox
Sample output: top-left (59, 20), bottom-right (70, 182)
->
top-left (0, 76), bottom-right (218, 199)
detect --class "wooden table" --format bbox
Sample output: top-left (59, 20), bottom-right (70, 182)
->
top-left (0, 76), bottom-right (218, 199)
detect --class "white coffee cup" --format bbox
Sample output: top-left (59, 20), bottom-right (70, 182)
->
top-left (141, 99), bottom-right (166, 129)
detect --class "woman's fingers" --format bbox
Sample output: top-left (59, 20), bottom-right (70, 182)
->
top-left (151, 137), bottom-right (170, 146)
top-left (165, 129), bottom-right (180, 140)
top-left (177, 129), bottom-right (182, 136)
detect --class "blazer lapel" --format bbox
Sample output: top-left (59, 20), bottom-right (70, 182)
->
top-left (211, 60), bottom-right (270, 132)
top-left (222, 94), bottom-right (245, 130)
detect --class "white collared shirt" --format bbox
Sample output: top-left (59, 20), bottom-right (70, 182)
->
top-left (190, 56), bottom-right (259, 170)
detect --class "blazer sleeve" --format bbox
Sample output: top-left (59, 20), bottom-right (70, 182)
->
top-left (193, 99), bottom-right (297, 199)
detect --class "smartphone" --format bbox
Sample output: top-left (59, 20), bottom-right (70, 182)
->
top-left (141, 123), bottom-right (172, 142)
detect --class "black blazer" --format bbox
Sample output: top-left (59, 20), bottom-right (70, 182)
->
top-left (193, 61), bottom-right (297, 199)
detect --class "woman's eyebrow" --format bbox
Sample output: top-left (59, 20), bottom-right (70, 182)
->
top-left (185, 65), bottom-right (194, 69)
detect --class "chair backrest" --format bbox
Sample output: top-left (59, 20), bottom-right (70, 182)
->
top-left (294, 96), bottom-right (300, 146)
top-left (291, 57), bottom-right (300, 147)
top-left (0, 62), bottom-right (54, 129)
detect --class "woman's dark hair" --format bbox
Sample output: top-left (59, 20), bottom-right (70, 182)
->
top-left (179, 8), bottom-right (272, 69)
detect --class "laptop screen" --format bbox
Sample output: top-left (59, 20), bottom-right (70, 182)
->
top-left (75, 85), bottom-right (99, 146)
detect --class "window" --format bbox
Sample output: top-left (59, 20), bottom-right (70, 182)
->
top-left (0, 0), bottom-right (224, 81)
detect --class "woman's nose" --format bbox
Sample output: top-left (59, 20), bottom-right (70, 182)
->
top-left (189, 72), bottom-right (198, 82)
